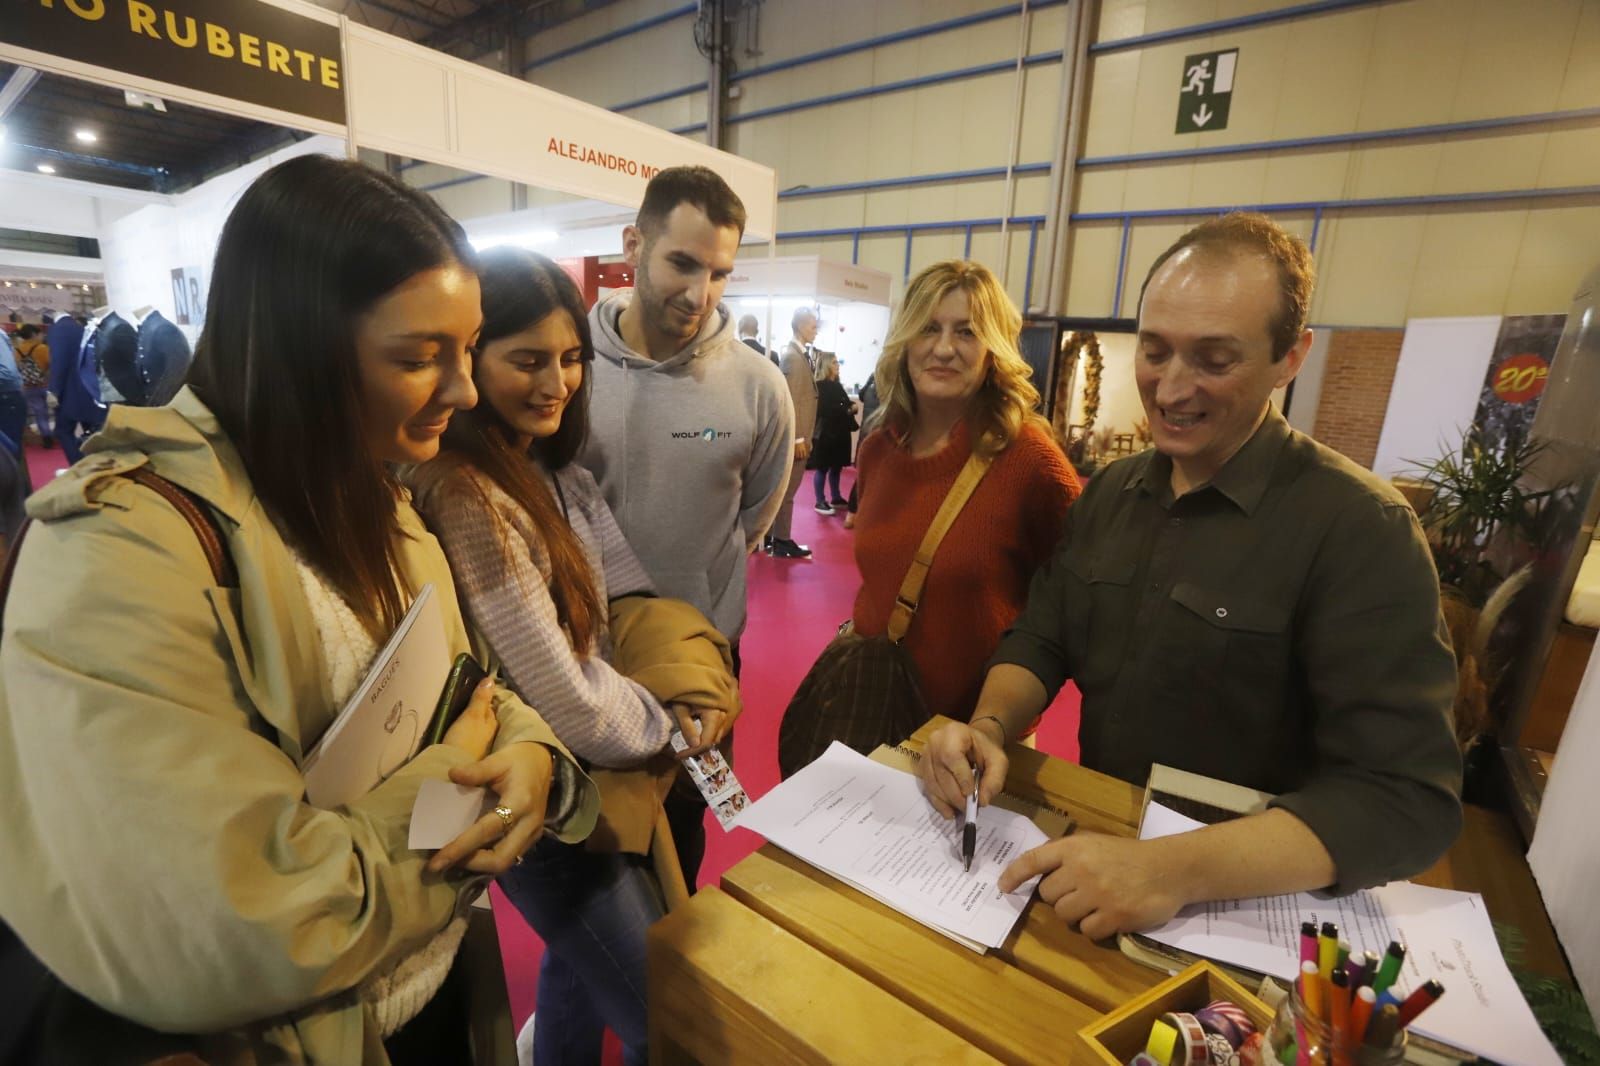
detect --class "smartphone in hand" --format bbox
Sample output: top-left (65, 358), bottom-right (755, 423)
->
top-left (428, 653), bottom-right (488, 747)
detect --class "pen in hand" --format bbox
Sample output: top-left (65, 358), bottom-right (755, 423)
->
top-left (962, 766), bottom-right (981, 872)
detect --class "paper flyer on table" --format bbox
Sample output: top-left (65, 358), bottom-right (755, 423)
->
top-left (737, 741), bottom-right (1050, 951)
top-left (1138, 803), bottom-right (1561, 1066)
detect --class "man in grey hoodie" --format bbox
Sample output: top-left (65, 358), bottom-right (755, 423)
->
top-left (580, 166), bottom-right (794, 880)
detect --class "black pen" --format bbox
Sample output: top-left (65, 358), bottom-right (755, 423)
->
top-left (962, 767), bottom-right (981, 871)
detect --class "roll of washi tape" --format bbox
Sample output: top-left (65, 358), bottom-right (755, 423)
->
top-left (1206, 1031), bottom-right (1242, 1065)
top-left (1147, 1020), bottom-right (1179, 1065)
top-left (1236, 1031), bottom-right (1266, 1066)
top-left (1159, 1012), bottom-right (1211, 1066)
top-left (1195, 999), bottom-right (1258, 1048)
top-left (1128, 1055), bottom-right (1163, 1066)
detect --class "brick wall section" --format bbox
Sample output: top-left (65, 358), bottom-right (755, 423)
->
top-left (1310, 329), bottom-right (1405, 469)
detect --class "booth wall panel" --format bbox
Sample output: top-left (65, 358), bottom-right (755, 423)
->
top-left (1559, 0), bottom-right (1600, 107)
top-left (431, 178), bottom-right (514, 220)
top-left (1370, 315), bottom-right (1500, 480)
top-left (1507, 205), bottom-right (1600, 315)
top-left (515, 0), bottom-right (1598, 327)
top-left (1061, 222), bottom-right (1122, 318)
top-left (1097, 0), bottom-right (1309, 38)
top-left (1071, 0), bottom-right (1600, 324)
top-left (1309, 214), bottom-right (1428, 327)
top-left (0, 174), bottom-right (150, 240)
top-left (1405, 208), bottom-right (1532, 320)
top-left (520, 0), bottom-right (1068, 311)
top-left (1540, 126), bottom-right (1600, 188)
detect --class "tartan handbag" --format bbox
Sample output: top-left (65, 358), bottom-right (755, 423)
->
top-left (777, 452), bottom-right (992, 779)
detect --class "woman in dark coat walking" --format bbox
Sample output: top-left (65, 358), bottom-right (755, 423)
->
top-left (808, 351), bottom-right (857, 515)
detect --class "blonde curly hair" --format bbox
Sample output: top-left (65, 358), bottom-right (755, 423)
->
top-left (873, 259), bottom-right (1045, 458)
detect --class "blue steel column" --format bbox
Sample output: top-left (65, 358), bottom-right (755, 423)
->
top-left (1111, 216), bottom-right (1133, 317)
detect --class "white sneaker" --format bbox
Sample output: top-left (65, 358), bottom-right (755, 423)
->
top-left (813, 502), bottom-right (835, 515)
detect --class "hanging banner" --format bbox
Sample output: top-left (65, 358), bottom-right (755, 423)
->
top-left (1472, 313), bottom-right (1566, 454)
top-left (1, 0), bottom-right (345, 126)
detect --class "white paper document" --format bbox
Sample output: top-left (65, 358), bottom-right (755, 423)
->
top-left (736, 741), bottom-right (1051, 952)
top-left (1139, 803), bottom-right (1561, 1066)
top-left (302, 584), bottom-right (451, 809)
top-left (408, 780), bottom-right (491, 850)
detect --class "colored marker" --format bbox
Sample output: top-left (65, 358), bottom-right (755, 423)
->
top-left (1336, 940), bottom-right (1351, 972)
top-left (1319, 922), bottom-right (1340, 980)
top-left (1300, 960), bottom-right (1325, 1021)
top-left (1364, 1004), bottom-right (1401, 1048)
top-left (1397, 979), bottom-right (1445, 1028)
top-left (1349, 985), bottom-right (1377, 1045)
top-left (1343, 953), bottom-right (1366, 990)
top-left (1375, 990), bottom-right (1403, 1013)
top-left (1329, 970), bottom-right (1352, 1066)
top-left (1300, 920), bottom-right (1319, 968)
top-left (1352, 950), bottom-right (1380, 990)
top-left (1371, 941), bottom-right (1406, 996)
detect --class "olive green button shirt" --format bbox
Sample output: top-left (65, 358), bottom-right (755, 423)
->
top-left (993, 407), bottom-right (1462, 892)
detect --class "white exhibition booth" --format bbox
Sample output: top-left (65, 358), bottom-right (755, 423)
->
top-left (0, 0), bottom-right (778, 343)
top-left (723, 256), bottom-right (892, 390)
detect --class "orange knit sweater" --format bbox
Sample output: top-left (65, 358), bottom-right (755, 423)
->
top-left (851, 419), bottom-right (1081, 723)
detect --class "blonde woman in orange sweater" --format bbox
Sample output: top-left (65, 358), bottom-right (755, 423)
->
top-left (851, 260), bottom-right (1081, 725)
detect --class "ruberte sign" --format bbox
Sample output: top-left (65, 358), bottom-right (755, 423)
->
top-left (2, 0), bottom-right (345, 126)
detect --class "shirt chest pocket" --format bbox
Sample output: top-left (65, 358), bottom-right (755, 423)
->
top-left (1164, 582), bottom-right (1293, 704)
top-left (1063, 555), bottom-right (1138, 690)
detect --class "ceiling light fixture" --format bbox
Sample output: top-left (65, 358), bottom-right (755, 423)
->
top-left (74, 128), bottom-right (98, 144)
top-left (36, 163), bottom-right (56, 174)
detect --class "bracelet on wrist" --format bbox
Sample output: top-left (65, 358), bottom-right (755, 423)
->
top-left (970, 714), bottom-right (1007, 745)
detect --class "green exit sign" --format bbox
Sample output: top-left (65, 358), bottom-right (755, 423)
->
top-left (1175, 48), bottom-right (1238, 134)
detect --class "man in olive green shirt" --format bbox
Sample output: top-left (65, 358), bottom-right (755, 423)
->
top-left (921, 213), bottom-right (1461, 939)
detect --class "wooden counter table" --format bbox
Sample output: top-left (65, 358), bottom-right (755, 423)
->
top-left (647, 717), bottom-right (1570, 1064)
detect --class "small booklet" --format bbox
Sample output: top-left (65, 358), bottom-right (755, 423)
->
top-left (302, 584), bottom-right (452, 809)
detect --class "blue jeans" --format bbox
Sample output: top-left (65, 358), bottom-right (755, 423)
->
top-left (813, 466), bottom-right (843, 504)
top-left (497, 837), bottom-right (663, 1066)
top-left (23, 388), bottom-right (50, 442)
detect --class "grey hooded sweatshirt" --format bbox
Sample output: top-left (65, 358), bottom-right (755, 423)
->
top-left (580, 289), bottom-right (794, 640)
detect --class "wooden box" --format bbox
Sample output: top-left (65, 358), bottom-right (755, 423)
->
top-left (1077, 960), bottom-right (1273, 1065)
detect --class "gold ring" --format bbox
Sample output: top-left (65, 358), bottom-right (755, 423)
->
top-left (493, 805), bottom-right (515, 832)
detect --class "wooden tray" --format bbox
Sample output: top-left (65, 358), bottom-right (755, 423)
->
top-left (1077, 960), bottom-right (1273, 1065)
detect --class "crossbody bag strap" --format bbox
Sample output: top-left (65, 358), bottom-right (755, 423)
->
top-left (0, 468), bottom-right (235, 652)
top-left (122, 467), bottom-right (237, 587)
top-left (885, 451), bottom-right (994, 644)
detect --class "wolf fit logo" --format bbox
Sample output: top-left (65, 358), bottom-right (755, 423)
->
top-left (670, 427), bottom-right (733, 442)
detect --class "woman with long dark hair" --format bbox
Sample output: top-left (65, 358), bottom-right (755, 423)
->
top-left (408, 248), bottom-right (737, 1066)
top-left (0, 155), bottom-right (597, 1065)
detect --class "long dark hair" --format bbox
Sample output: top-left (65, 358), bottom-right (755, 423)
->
top-left (433, 248), bottom-right (602, 655)
top-left (186, 154), bottom-right (474, 636)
